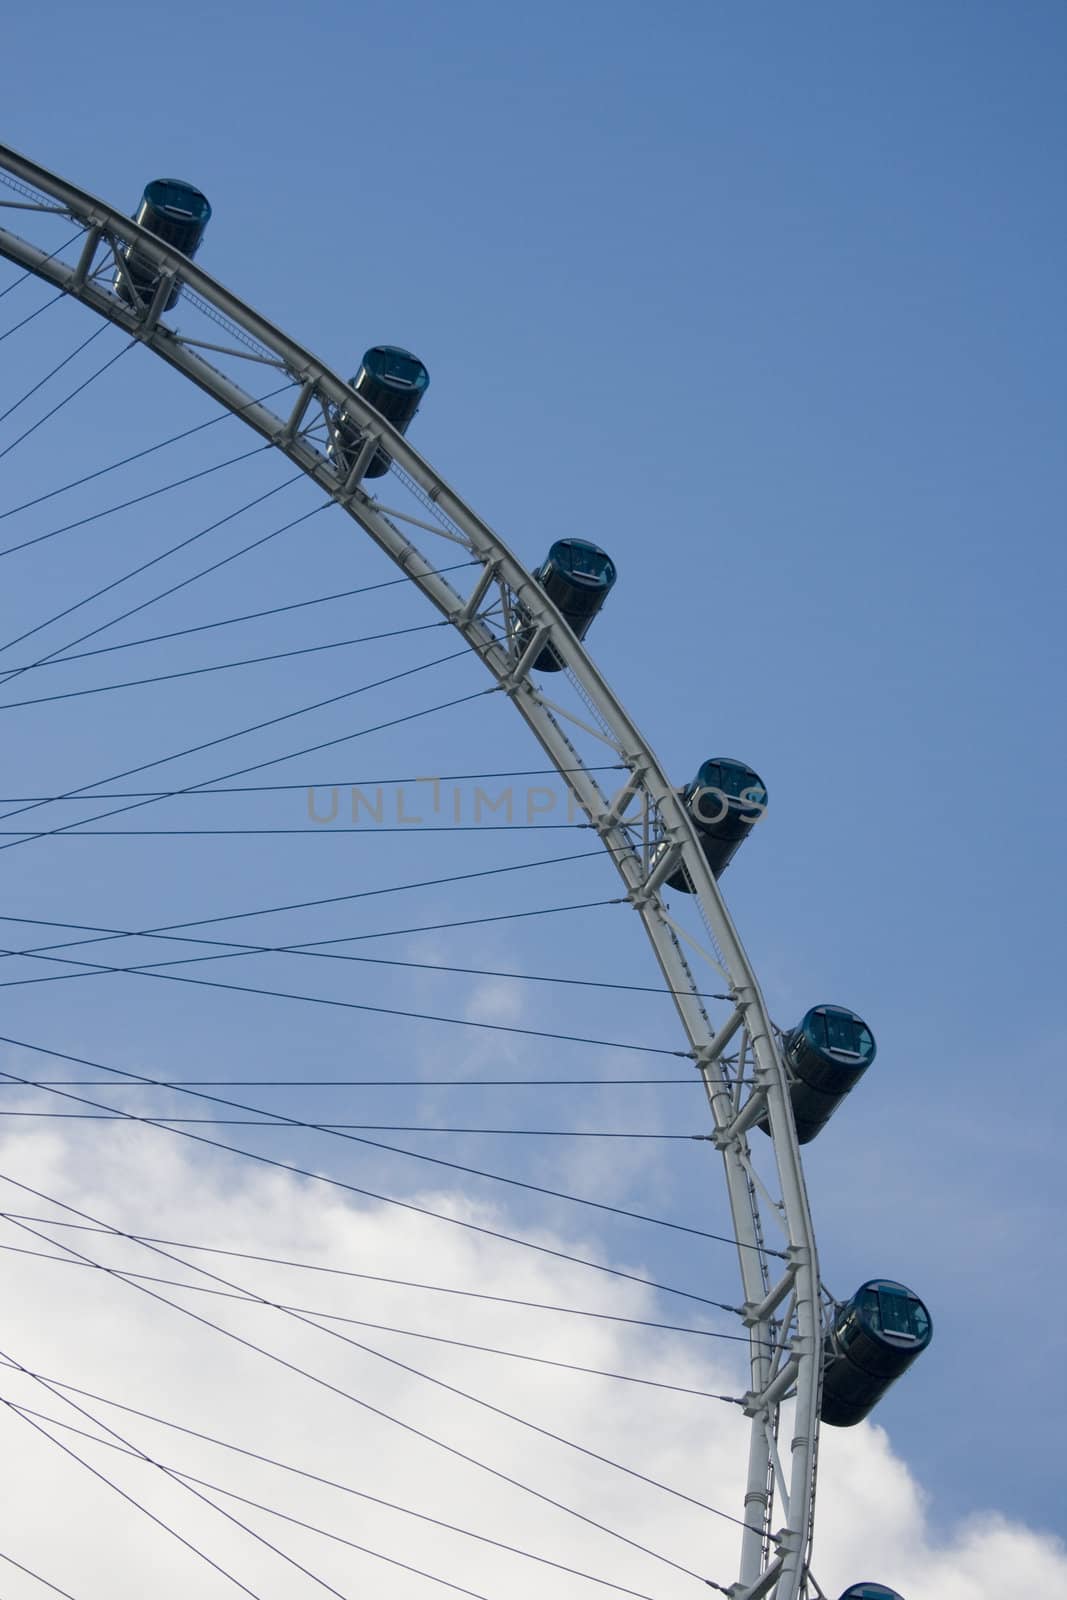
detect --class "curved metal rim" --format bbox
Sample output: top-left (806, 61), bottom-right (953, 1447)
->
top-left (0, 141), bottom-right (822, 1600)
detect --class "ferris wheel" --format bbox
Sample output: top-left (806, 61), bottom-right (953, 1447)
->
top-left (0, 143), bottom-right (932, 1600)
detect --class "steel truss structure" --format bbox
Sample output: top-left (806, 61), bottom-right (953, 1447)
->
top-left (0, 142), bottom-right (827, 1600)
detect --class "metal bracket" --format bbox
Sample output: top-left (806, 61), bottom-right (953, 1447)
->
top-left (595, 763), bottom-right (647, 834)
top-left (504, 621), bottom-right (549, 689)
top-left (138, 270), bottom-right (173, 339)
top-left (278, 378), bottom-right (316, 445)
top-left (714, 1086), bottom-right (769, 1147)
top-left (72, 222), bottom-right (104, 287)
top-left (454, 559), bottom-right (498, 626)
top-left (727, 1555), bottom-right (785, 1600)
top-left (743, 1356), bottom-right (800, 1415)
top-left (342, 429), bottom-right (382, 494)
top-left (743, 1259), bottom-right (800, 1326)
top-left (630, 840), bottom-right (681, 907)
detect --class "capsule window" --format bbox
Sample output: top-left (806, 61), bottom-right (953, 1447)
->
top-left (824, 1010), bottom-right (862, 1055)
top-left (158, 195), bottom-right (197, 218)
top-left (148, 180), bottom-right (207, 218)
top-left (708, 764), bottom-right (765, 807)
top-left (808, 1009), bottom-right (832, 1051)
top-left (565, 544), bottom-right (613, 581)
top-left (380, 353), bottom-right (425, 385)
top-left (719, 764), bottom-right (750, 797)
top-left (878, 1290), bottom-right (928, 1340)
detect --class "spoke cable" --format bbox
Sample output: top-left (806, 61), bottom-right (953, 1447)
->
top-left (0, 1074), bottom-right (706, 1086)
top-left (0, 334), bottom-right (133, 465)
top-left (0, 290), bottom-right (66, 345)
top-left (0, 1212), bottom-right (749, 1341)
top-left (0, 227), bottom-right (88, 306)
top-left (0, 844), bottom-right (617, 967)
top-left (0, 1548), bottom-right (81, 1600)
top-left (3, 1397), bottom-right (643, 1600)
top-left (0, 665), bottom-right (488, 871)
top-left (0, 466), bottom-right (297, 683)
top-left (0, 892), bottom-right (714, 1010)
top-left (0, 944), bottom-right (688, 1052)
top-left (0, 1059), bottom-right (742, 1308)
top-left (3, 1210), bottom-right (754, 1529)
top-left (0, 559), bottom-right (478, 671)
top-left (0, 893), bottom-right (620, 974)
top-left (0, 1201), bottom-right (721, 1579)
top-left (0, 1394), bottom-right (266, 1600)
top-left (0, 380), bottom-right (294, 522)
top-left (0, 443), bottom-right (273, 563)
top-left (0, 1059), bottom-right (749, 1240)
top-left (0, 1367), bottom-right (660, 1600)
top-left (0, 824), bottom-right (586, 835)
top-left (0, 761), bottom-right (620, 794)
top-left (0, 1112), bottom-right (700, 1139)
top-left (0, 642), bottom-right (483, 856)
top-left (0, 919), bottom-right (727, 1005)
top-left (0, 321), bottom-right (107, 427)
top-left (0, 1238), bottom-right (737, 1398)
top-left (0, 618), bottom-right (451, 712)
top-left (0, 1352), bottom-right (354, 1600)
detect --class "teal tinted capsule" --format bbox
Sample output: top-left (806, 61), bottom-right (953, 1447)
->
top-left (524, 539), bottom-right (617, 672)
top-left (334, 346), bottom-right (430, 479)
top-left (776, 1004), bottom-right (876, 1144)
top-left (822, 1280), bottom-right (932, 1428)
top-left (838, 1586), bottom-right (906, 1600)
top-left (665, 757), bottom-right (767, 890)
top-left (756, 1003), bottom-right (875, 1143)
top-left (114, 179), bottom-right (211, 311)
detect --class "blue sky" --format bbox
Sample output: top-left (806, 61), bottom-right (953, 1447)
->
top-left (0, 2), bottom-right (1064, 1593)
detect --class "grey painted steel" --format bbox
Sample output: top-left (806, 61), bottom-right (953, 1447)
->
top-left (0, 143), bottom-right (822, 1599)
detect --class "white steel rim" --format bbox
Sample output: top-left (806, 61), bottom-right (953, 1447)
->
top-left (0, 142), bottom-right (825, 1600)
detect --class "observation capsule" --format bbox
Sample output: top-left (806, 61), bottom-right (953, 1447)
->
top-left (760, 1004), bottom-right (876, 1144)
top-left (523, 539), bottom-right (617, 672)
top-left (664, 758), bottom-right (767, 890)
top-left (114, 179), bottom-right (211, 311)
top-left (837, 1586), bottom-right (906, 1600)
top-left (334, 345), bottom-right (430, 479)
top-left (822, 1280), bottom-right (932, 1428)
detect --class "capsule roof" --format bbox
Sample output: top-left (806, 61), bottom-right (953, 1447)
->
top-left (848, 1280), bottom-right (932, 1350)
top-left (838, 1586), bottom-right (905, 1600)
top-left (360, 345), bottom-right (430, 391)
top-left (142, 179), bottom-right (212, 224)
top-left (796, 1004), bottom-right (876, 1066)
top-left (693, 757), bottom-right (767, 805)
top-left (546, 538), bottom-right (617, 589)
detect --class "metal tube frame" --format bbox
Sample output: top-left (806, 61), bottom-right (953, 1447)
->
top-left (0, 142), bottom-right (824, 1600)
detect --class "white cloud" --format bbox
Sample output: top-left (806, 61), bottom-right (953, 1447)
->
top-left (0, 1121), bottom-right (1061, 1600)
